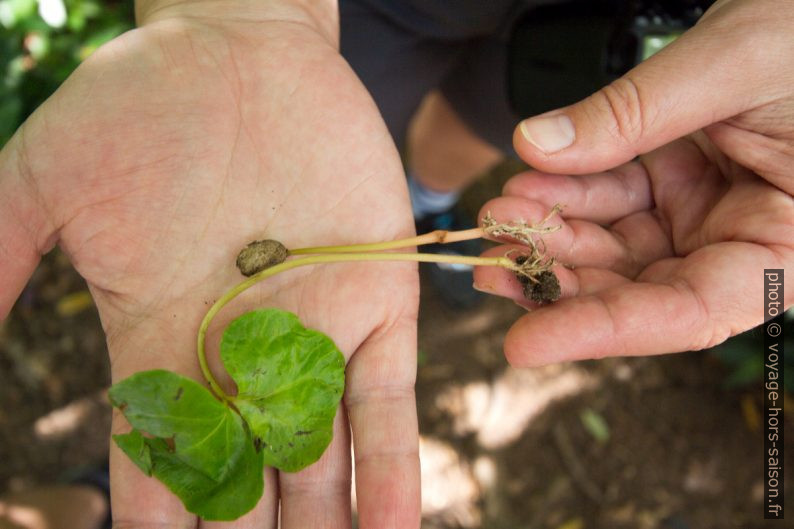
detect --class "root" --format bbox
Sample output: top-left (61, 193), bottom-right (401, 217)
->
top-left (481, 204), bottom-right (562, 246)
top-left (484, 205), bottom-right (564, 303)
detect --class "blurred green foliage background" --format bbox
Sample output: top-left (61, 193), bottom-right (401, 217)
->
top-left (1, 0), bottom-right (133, 146)
top-left (711, 311), bottom-right (793, 393)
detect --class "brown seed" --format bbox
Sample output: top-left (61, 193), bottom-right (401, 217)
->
top-left (236, 239), bottom-right (288, 276)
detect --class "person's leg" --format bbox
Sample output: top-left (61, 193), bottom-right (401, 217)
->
top-left (341, 0), bottom-right (523, 203)
top-left (407, 90), bottom-right (504, 196)
top-left (339, 0), bottom-right (464, 152)
top-left (404, 6), bottom-right (526, 230)
top-left (405, 87), bottom-right (509, 308)
top-left (340, 0), bottom-right (523, 307)
top-left (408, 3), bottom-right (526, 202)
top-left (403, 6), bottom-right (528, 308)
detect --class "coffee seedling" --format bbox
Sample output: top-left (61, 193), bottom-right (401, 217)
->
top-left (109, 207), bottom-right (562, 520)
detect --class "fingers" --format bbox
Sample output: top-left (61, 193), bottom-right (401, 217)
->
top-left (344, 316), bottom-right (421, 529)
top-left (500, 162), bottom-right (653, 225)
top-left (501, 242), bottom-right (794, 367)
top-left (479, 196), bottom-right (672, 278)
top-left (0, 135), bottom-right (56, 319)
top-left (502, 280), bottom-right (707, 367)
top-left (112, 419), bottom-right (279, 529)
top-left (473, 244), bottom-right (631, 306)
top-left (278, 409), bottom-right (353, 529)
top-left (512, 0), bottom-right (792, 175)
top-left (109, 411), bottom-right (197, 529)
top-left (274, 290), bottom-right (421, 529)
top-left (108, 315), bottom-right (280, 529)
top-left (484, 161), bottom-right (672, 278)
top-left (200, 470), bottom-right (279, 529)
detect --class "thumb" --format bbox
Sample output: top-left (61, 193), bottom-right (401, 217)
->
top-left (512, 0), bottom-right (792, 174)
top-left (0, 131), bottom-right (57, 319)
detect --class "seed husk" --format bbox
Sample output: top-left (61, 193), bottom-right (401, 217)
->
top-left (236, 239), bottom-right (288, 276)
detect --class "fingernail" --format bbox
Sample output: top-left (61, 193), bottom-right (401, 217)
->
top-left (519, 114), bottom-right (575, 154)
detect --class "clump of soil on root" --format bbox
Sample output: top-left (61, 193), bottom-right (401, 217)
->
top-left (514, 255), bottom-right (561, 304)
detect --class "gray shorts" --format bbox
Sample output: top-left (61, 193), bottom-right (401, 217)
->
top-left (340, 0), bottom-right (532, 154)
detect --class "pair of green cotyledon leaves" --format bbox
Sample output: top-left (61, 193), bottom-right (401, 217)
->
top-left (109, 309), bottom-right (346, 520)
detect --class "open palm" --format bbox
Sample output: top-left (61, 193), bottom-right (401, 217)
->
top-left (0, 10), bottom-right (419, 529)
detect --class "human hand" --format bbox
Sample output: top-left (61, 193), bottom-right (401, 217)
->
top-left (475, 0), bottom-right (794, 365)
top-left (0, 1), bottom-right (420, 527)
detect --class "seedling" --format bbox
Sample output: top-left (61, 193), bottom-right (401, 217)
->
top-left (109, 207), bottom-right (562, 520)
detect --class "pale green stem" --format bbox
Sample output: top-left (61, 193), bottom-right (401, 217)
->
top-left (288, 227), bottom-right (484, 255)
top-left (197, 251), bottom-right (515, 402)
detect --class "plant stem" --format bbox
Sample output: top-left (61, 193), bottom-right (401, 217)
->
top-left (197, 251), bottom-right (515, 402)
top-left (288, 227), bottom-right (484, 255)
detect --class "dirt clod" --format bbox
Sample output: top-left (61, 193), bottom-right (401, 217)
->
top-left (523, 270), bottom-right (561, 304)
top-left (236, 239), bottom-right (288, 276)
top-left (512, 254), bottom-right (559, 302)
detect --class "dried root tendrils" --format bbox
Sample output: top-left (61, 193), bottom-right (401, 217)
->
top-left (508, 250), bottom-right (555, 279)
top-left (482, 204), bottom-right (562, 279)
top-left (486, 204), bottom-right (564, 304)
top-left (481, 204), bottom-right (563, 247)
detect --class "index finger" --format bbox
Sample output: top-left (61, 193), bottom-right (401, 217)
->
top-left (496, 161), bottom-right (653, 225)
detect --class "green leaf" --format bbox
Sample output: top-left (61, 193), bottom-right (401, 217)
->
top-left (109, 370), bottom-right (245, 481)
top-left (110, 370), bottom-right (264, 520)
top-left (113, 429), bottom-right (152, 474)
top-left (221, 309), bottom-right (346, 472)
top-left (113, 429), bottom-right (264, 521)
top-left (579, 407), bottom-right (610, 444)
top-left (724, 354), bottom-right (764, 388)
top-left (0, 0), bottom-right (37, 29)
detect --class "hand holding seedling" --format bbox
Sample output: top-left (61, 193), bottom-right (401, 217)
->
top-left (3, 0), bottom-right (792, 524)
top-left (0, 1), bottom-right (424, 526)
top-left (477, 0), bottom-right (794, 365)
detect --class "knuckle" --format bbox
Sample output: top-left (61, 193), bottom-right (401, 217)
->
top-left (598, 76), bottom-right (648, 148)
